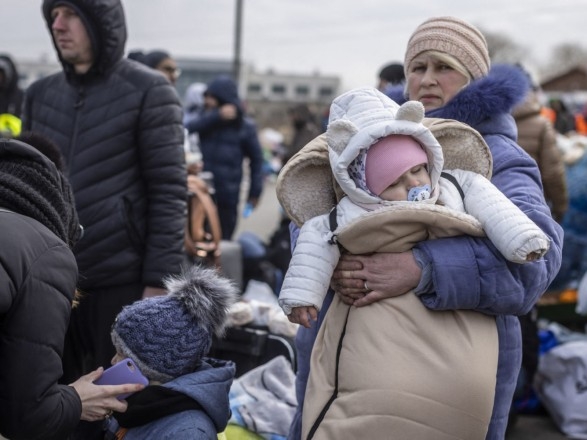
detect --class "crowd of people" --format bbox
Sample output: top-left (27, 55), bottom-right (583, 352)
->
top-left (0, 0), bottom-right (255, 439)
top-left (0, 1), bottom-right (583, 439)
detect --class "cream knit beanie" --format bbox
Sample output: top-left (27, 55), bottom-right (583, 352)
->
top-left (404, 16), bottom-right (490, 79)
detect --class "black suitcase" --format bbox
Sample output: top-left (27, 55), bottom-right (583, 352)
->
top-left (209, 325), bottom-right (296, 377)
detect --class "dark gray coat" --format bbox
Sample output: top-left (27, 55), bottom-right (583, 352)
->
top-left (0, 138), bottom-right (81, 439)
top-left (23, 0), bottom-right (187, 290)
top-left (0, 210), bottom-right (80, 440)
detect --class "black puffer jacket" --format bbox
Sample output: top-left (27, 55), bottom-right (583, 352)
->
top-left (0, 212), bottom-right (80, 440)
top-left (23, 0), bottom-right (187, 290)
top-left (0, 141), bottom-right (80, 440)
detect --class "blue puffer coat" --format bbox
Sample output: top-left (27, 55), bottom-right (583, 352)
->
top-left (396, 64), bottom-right (563, 439)
top-left (289, 64), bottom-right (563, 440)
top-left (105, 359), bottom-right (236, 440)
top-left (185, 75), bottom-right (263, 211)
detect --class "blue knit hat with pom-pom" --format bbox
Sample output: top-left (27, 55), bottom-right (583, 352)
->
top-left (111, 265), bottom-right (239, 383)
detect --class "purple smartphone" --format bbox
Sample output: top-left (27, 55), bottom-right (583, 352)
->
top-left (93, 358), bottom-right (149, 400)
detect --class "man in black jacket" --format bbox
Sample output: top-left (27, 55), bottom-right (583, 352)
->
top-left (22, 0), bottom-right (187, 390)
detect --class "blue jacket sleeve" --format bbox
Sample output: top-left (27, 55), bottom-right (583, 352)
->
top-left (242, 119), bottom-right (264, 200)
top-left (185, 109), bottom-right (223, 135)
top-left (414, 135), bottom-right (563, 316)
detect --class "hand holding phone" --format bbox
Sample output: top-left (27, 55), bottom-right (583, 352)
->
top-left (93, 358), bottom-right (149, 400)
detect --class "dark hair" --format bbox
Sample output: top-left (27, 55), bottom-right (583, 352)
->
top-left (378, 63), bottom-right (405, 85)
top-left (16, 131), bottom-right (66, 171)
top-left (128, 50), bottom-right (170, 69)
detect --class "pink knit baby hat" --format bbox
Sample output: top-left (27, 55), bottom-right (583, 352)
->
top-left (366, 134), bottom-right (428, 196)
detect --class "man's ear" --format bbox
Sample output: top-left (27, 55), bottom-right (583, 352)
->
top-left (326, 119), bottom-right (358, 155)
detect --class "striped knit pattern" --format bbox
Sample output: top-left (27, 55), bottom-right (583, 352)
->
top-left (404, 16), bottom-right (490, 79)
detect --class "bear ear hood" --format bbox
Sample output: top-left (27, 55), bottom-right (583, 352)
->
top-left (326, 98), bottom-right (425, 155)
top-left (324, 87), bottom-right (444, 206)
top-left (396, 100), bottom-right (425, 123)
top-left (326, 119), bottom-right (358, 156)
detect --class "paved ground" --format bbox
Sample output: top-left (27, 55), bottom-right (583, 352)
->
top-left (507, 413), bottom-right (568, 439)
top-left (234, 174), bottom-right (282, 243)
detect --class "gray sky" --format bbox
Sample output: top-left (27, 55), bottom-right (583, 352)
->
top-left (2, 0), bottom-right (587, 90)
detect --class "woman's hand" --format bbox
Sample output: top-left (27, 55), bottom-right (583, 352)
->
top-left (70, 367), bottom-right (146, 422)
top-left (331, 251), bottom-right (422, 307)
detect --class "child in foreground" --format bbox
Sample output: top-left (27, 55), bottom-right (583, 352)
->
top-left (103, 265), bottom-right (239, 440)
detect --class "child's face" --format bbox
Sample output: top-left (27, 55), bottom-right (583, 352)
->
top-left (379, 163), bottom-right (431, 201)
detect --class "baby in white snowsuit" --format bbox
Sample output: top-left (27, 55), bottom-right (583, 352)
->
top-left (278, 87), bottom-right (550, 328)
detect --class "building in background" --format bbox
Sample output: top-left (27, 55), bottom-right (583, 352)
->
top-left (540, 64), bottom-right (587, 112)
top-left (240, 66), bottom-right (339, 133)
top-left (15, 55), bottom-right (340, 132)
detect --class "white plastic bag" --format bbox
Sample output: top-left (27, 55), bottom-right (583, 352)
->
top-left (534, 340), bottom-right (587, 438)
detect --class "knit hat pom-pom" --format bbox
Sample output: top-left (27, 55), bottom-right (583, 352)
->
top-left (110, 265), bottom-right (239, 382)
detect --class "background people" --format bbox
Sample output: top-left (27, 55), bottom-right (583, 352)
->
top-left (549, 147), bottom-right (587, 291)
top-left (183, 81), bottom-right (207, 172)
top-left (282, 103), bottom-right (321, 165)
top-left (287, 16), bottom-right (563, 440)
top-left (376, 61), bottom-right (405, 93)
top-left (0, 134), bottom-right (143, 440)
top-left (128, 49), bottom-right (181, 86)
top-left (22, 0), bottom-right (187, 402)
top-left (0, 54), bottom-right (24, 137)
top-left (183, 82), bottom-right (207, 128)
top-left (512, 66), bottom-right (568, 223)
top-left (185, 74), bottom-right (264, 240)
top-left (510, 65), bottom-right (569, 427)
top-left (547, 98), bottom-right (577, 136)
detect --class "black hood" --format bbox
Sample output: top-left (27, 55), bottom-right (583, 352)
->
top-left (0, 138), bottom-right (81, 247)
top-left (42, 0), bottom-right (127, 78)
top-left (205, 75), bottom-right (242, 108)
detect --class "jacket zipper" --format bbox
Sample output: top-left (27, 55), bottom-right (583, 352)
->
top-left (68, 85), bottom-right (85, 170)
